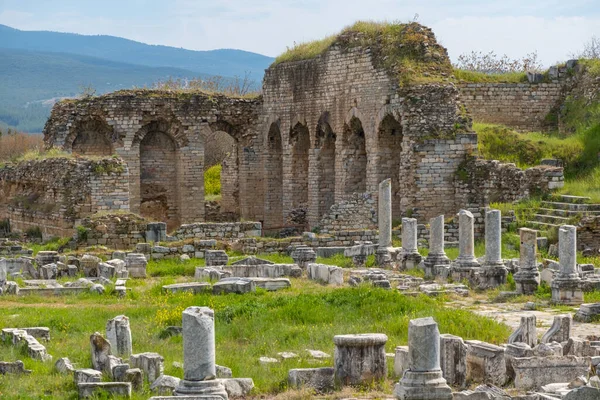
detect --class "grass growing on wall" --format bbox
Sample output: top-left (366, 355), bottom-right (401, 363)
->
top-left (453, 69), bottom-right (528, 83)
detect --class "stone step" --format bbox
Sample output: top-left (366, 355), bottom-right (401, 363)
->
top-left (537, 208), bottom-right (600, 217)
top-left (557, 194), bottom-right (591, 204)
top-left (540, 201), bottom-right (600, 212)
top-left (533, 214), bottom-right (570, 224)
top-left (526, 220), bottom-right (561, 230)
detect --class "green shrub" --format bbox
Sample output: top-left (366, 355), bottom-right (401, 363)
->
top-left (25, 226), bottom-right (42, 239)
top-left (204, 164), bottom-right (221, 197)
top-left (75, 225), bottom-right (89, 242)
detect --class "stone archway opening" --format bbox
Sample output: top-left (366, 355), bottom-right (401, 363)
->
top-left (71, 118), bottom-right (114, 156)
top-left (203, 129), bottom-right (239, 220)
top-left (341, 116), bottom-right (367, 196)
top-left (289, 122), bottom-right (310, 211)
top-left (139, 130), bottom-right (179, 230)
top-left (315, 116), bottom-right (336, 219)
top-left (377, 114), bottom-right (403, 221)
top-left (265, 122), bottom-right (283, 227)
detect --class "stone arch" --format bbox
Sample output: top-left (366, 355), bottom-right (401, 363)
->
top-left (314, 113), bottom-right (336, 218)
top-left (377, 113), bottom-right (403, 220)
top-left (339, 115), bottom-right (367, 197)
top-left (289, 121), bottom-right (310, 210)
top-left (135, 119), bottom-right (182, 230)
top-left (204, 121), bottom-right (239, 217)
top-left (265, 121), bottom-right (283, 227)
top-left (67, 117), bottom-right (115, 156)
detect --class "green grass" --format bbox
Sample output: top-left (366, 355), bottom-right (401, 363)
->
top-left (453, 69), bottom-right (527, 83)
top-left (204, 164), bottom-right (221, 197)
top-left (0, 277), bottom-right (511, 399)
top-left (146, 257), bottom-right (204, 277)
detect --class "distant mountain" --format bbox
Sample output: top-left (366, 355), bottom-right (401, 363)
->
top-left (0, 48), bottom-right (214, 132)
top-left (0, 24), bottom-right (274, 133)
top-left (0, 24), bottom-right (273, 79)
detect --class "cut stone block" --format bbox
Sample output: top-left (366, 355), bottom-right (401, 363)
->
top-left (288, 367), bottom-right (335, 392)
top-left (466, 341), bottom-right (506, 387)
top-left (334, 333), bottom-right (387, 386)
top-left (78, 382), bottom-right (132, 398)
top-left (162, 282), bottom-right (212, 294)
top-left (512, 356), bottom-right (590, 390)
top-left (130, 352), bottom-right (164, 383)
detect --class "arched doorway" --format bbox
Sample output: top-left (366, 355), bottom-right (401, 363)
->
top-left (70, 118), bottom-right (114, 156)
top-left (289, 122), bottom-right (310, 210)
top-left (340, 116), bottom-right (367, 197)
top-left (265, 122), bottom-right (283, 227)
top-left (377, 114), bottom-right (403, 220)
top-left (315, 115), bottom-right (336, 218)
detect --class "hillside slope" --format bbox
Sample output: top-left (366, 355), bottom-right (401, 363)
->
top-left (0, 48), bottom-right (209, 132)
top-left (0, 24), bottom-right (273, 79)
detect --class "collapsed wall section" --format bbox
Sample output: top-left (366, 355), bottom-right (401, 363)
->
top-left (0, 158), bottom-right (129, 239)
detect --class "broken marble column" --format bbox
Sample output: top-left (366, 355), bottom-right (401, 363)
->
top-left (480, 209), bottom-right (508, 288)
top-left (423, 215), bottom-right (451, 278)
top-left (333, 333), bottom-right (388, 386)
top-left (394, 317), bottom-right (452, 400)
top-left (551, 225), bottom-right (583, 305)
top-left (439, 334), bottom-right (467, 388)
top-left (376, 179), bottom-right (393, 267)
top-left (90, 332), bottom-right (112, 372)
top-left (452, 210), bottom-right (480, 282)
top-left (514, 228), bottom-right (540, 294)
top-left (106, 315), bottom-right (132, 358)
top-left (175, 307), bottom-right (227, 398)
top-left (0, 258), bottom-right (6, 287)
top-left (541, 314), bottom-right (572, 343)
top-left (507, 314), bottom-right (537, 348)
top-left (399, 218), bottom-right (422, 270)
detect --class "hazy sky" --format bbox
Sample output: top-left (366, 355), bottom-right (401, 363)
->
top-left (1, 0), bottom-right (598, 66)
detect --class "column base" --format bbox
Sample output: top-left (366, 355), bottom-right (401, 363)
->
top-left (376, 248), bottom-right (393, 268)
top-left (174, 379), bottom-right (228, 399)
top-left (551, 279), bottom-right (583, 305)
top-left (394, 370), bottom-right (452, 400)
top-left (423, 254), bottom-right (451, 278)
top-left (478, 265), bottom-right (508, 289)
top-left (514, 270), bottom-right (540, 295)
top-left (398, 252), bottom-right (423, 270)
top-left (451, 266), bottom-right (480, 285)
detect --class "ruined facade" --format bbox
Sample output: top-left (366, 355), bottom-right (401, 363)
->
top-left (30, 23), bottom-right (562, 236)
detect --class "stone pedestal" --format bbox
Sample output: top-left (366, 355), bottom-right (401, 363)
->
top-left (479, 210), bottom-right (507, 288)
top-left (145, 222), bottom-right (166, 243)
top-left (394, 317), bottom-right (452, 400)
top-left (451, 210), bottom-right (480, 283)
top-left (399, 218), bottom-right (422, 270)
top-left (423, 215), bottom-right (451, 278)
top-left (125, 253), bottom-right (147, 279)
top-left (174, 307), bottom-right (227, 399)
top-left (514, 228), bottom-right (540, 294)
top-left (333, 333), bottom-right (387, 386)
top-left (290, 246), bottom-right (317, 270)
top-left (551, 225), bottom-right (583, 305)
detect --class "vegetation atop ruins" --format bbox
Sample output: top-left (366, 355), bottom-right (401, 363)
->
top-left (273, 21), bottom-right (453, 86)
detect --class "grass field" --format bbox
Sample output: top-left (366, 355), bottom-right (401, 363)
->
top-left (0, 252), bottom-right (515, 399)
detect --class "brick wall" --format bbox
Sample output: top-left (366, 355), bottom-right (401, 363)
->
top-left (457, 82), bottom-right (563, 132)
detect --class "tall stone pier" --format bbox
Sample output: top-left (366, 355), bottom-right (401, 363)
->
top-left (480, 209), bottom-right (508, 288)
top-left (514, 228), bottom-right (540, 294)
top-left (394, 317), bottom-right (452, 400)
top-left (423, 215), bottom-right (451, 278)
top-left (551, 225), bottom-right (583, 304)
top-left (175, 307), bottom-right (228, 399)
top-left (451, 209), bottom-right (480, 282)
top-left (376, 179), bottom-right (393, 267)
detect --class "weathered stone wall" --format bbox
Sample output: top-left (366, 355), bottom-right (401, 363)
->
top-left (204, 201), bottom-right (239, 223)
top-left (455, 158), bottom-right (564, 208)
top-left (173, 222), bottom-right (262, 240)
top-left (78, 213), bottom-right (147, 249)
top-left (0, 158), bottom-right (129, 239)
top-left (319, 193), bottom-right (377, 233)
top-left (261, 42), bottom-right (472, 229)
top-left (578, 216), bottom-right (600, 253)
top-left (457, 82), bottom-right (563, 132)
top-left (43, 91), bottom-right (262, 229)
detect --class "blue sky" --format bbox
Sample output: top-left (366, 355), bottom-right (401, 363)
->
top-left (1, 0), bottom-right (598, 66)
